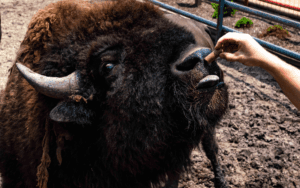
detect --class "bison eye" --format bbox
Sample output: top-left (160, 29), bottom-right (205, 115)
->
top-left (105, 63), bottom-right (114, 70)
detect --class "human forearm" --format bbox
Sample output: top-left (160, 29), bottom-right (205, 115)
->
top-left (215, 33), bottom-right (300, 110)
top-left (259, 52), bottom-right (300, 111)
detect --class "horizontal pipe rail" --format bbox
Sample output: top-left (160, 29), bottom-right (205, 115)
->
top-left (209, 0), bottom-right (300, 29)
top-left (149, 0), bottom-right (300, 64)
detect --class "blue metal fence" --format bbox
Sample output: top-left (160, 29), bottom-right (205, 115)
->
top-left (149, 0), bottom-right (300, 64)
top-left (211, 0), bottom-right (300, 30)
top-left (215, 0), bottom-right (225, 42)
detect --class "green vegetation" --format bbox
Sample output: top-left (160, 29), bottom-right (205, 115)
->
top-left (211, 0), bottom-right (238, 18)
top-left (211, 3), bottom-right (219, 18)
top-left (235, 17), bottom-right (253, 28)
top-left (267, 25), bottom-right (289, 34)
top-left (227, 7), bottom-right (238, 16)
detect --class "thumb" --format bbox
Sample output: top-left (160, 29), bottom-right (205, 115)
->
top-left (219, 52), bottom-right (239, 62)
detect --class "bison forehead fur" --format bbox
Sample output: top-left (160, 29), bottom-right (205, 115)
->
top-left (0, 0), bottom-right (229, 188)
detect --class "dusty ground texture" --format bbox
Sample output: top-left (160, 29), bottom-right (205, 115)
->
top-left (1, 0), bottom-right (300, 187)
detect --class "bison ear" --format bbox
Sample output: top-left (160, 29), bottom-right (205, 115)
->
top-left (50, 101), bottom-right (93, 125)
top-left (204, 26), bottom-right (213, 44)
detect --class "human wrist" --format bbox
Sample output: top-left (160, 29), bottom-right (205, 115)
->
top-left (257, 52), bottom-right (285, 77)
top-left (256, 51), bottom-right (275, 68)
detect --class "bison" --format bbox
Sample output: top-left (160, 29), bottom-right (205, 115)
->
top-left (0, 0), bottom-right (228, 187)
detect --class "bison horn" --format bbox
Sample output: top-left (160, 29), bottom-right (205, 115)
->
top-left (16, 63), bottom-right (81, 99)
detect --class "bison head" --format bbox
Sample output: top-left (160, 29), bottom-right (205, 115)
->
top-left (17, 9), bottom-right (228, 127)
top-left (12, 0), bottom-right (228, 185)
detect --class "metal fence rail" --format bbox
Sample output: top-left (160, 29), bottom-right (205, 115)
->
top-left (149, 0), bottom-right (300, 68)
top-left (210, 0), bottom-right (300, 30)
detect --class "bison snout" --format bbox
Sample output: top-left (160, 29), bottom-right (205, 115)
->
top-left (171, 47), bottom-right (225, 91)
top-left (172, 48), bottom-right (211, 76)
top-left (196, 74), bottom-right (225, 90)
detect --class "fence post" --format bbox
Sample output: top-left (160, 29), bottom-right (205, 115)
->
top-left (215, 0), bottom-right (225, 43)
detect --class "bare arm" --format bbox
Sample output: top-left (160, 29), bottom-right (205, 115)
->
top-left (259, 52), bottom-right (300, 111)
top-left (215, 32), bottom-right (300, 111)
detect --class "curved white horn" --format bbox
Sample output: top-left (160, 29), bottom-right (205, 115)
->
top-left (16, 63), bottom-right (80, 99)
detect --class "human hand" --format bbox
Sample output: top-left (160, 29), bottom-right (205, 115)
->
top-left (215, 32), bottom-right (271, 67)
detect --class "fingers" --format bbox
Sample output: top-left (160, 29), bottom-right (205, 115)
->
top-left (215, 33), bottom-right (263, 67)
top-left (215, 32), bottom-right (251, 50)
top-left (215, 32), bottom-right (239, 50)
top-left (215, 39), bottom-right (235, 50)
top-left (219, 52), bottom-right (240, 62)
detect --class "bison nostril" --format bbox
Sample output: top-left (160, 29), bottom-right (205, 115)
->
top-left (176, 58), bottom-right (199, 71)
top-left (196, 75), bottom-right (220, 89)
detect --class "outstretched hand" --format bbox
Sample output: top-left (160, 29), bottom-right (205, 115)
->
top-left (215, 32), bottom-right (270, 67)
top-left (215, 32), bottom-right (300, 111)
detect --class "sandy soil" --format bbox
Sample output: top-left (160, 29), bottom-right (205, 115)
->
top-left (1, 0), bottom-right (300, 187)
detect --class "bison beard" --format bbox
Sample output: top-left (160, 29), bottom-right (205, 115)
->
top-left (0, 0), bottom-right (228, 188)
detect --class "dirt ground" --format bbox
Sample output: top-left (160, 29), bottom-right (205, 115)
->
top-left (1, 0), bottom-right (300, 187)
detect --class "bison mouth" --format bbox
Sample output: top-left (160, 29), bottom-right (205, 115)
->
top-left (196, 74), bottom-right (225, 92)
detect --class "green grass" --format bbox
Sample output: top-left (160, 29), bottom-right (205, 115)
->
top-left (211, 0), bottom-right (238, 18)
top-left (267, 25), bottom-right (289, 35)
top-left (235, 17), bottom-right (253, 28)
